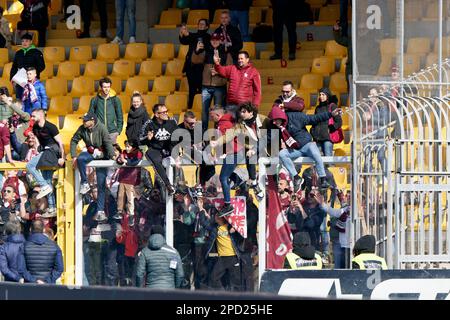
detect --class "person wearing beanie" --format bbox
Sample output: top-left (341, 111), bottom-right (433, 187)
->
top-left (310, 87), bottom-right (342, 157)
top-left (351, 235), bottom-right (387, 270)
top-left (284, 232), bottom-right (323, 270)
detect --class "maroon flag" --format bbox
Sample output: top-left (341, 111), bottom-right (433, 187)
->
top-left (266, 175), bottom-right (293, 269)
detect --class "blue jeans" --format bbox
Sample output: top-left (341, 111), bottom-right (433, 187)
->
top-left (317, 141), bottom-right (333, 157)
top-left (332, 242), bottom-right (345, 269)
top-left (320, 218), bottom-right (329, 254)
top-left (115, 0), bottom-right (136, 39)
top-left (279, 142), bottom-right (327, 179)
top-left (219, 153), bottom-right (243, 203)
top-left (77, 152), bottom-right (107, 212)
top-left (230, 10), bottom-right (250, 42)
top-left (201, 86), bottom-right (226, 133)
top-left (26, 152), bottom-right (55, 208)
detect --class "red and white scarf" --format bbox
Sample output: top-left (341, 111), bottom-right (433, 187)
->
top-left (22, 79), bottom-right (38, 103)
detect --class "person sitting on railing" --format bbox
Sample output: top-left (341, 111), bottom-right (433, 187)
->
top-left (70, 112), bottom-right (116, 223)
top-left (8, 127), bottom-right (39, 162)
top-left (269, 105), bottom-right (342, 192)
top-left (25, 109), bottom-right (64, 218)
top-left (139, 104), bottom-right (179, 197)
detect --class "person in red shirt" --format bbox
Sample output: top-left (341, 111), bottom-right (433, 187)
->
top-left (213, 50), bottom-right (261, 116)
top-left (0, 120), bottom-right (14, 163)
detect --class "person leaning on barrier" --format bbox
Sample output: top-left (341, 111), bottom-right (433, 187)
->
top-left (284, 232), bottom-right (323, 270)
top-left (351, 235), bottom-right (387, 270)
top-left (70, 112), bottom-right (116, 222)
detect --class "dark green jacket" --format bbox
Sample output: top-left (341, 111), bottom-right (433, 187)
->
top-left (70, 121), bottom-right (115, 159)
top-left (88, 89), bottom-right (123, 134)
top-left (135, 234), bottom-right (184, 289)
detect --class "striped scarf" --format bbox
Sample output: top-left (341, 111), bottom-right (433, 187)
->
top-left (22, 79), bottom-right (38, 103)
top-left (279, 125), bottom-right (299, 149)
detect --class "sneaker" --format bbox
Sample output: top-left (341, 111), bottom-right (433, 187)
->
top-left (320, 177), bottom-right (331, 190)
top-left (289, 53), bottom-right (296, 61)
top-left (79, 183), bottom-right (90, 195)
top-left (37, 185), bottom-right (53, 200)
top-left (93, 211), bottom-right (108, 222)
top-left (112, 211), bottom-right (123, 220)
top-left (293, 176), bottom-right (304, 193)
top-left (111, 36), bottom-right (123, 45)
top-left (129, 36), bottom-right (136, 43)
top-left (269, 54), bottom-right (282, 60)
top-left (41, 207), bottom-right (57, 218)
top-left (218, 203), bottom-right (234, 217)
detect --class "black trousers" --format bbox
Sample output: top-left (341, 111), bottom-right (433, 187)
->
top-left (64, 0), bottom-right (74, 19)
top-left (186, 64), bottom-right (203, 109)
top-left (193, 244), bottom-right (208, 290)
top-left (145, 148), bottom-right (171, 189)
top-left (272, 9), bottom-right (297, 55)
top-left (210, 255), bottom-right (242, 291)
top-left (80, 0), bottom-right (108, 35)
top-left (240, 252), bottom-right (254, 292)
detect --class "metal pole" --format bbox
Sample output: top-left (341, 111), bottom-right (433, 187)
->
top-left (166, 163), bottom-right (174, 247)
top-left (74, 169), bottom-right (83, 286)
top-left (257, 158), bottom-right (267, 288)
top-left (386, 139), bottom-right (394, 268)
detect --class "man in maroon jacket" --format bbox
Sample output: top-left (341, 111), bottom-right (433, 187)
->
top-left (213, 50), bottom-right (261, 116)
top-left (272, 81), bottom-right (305, 112)
top-left (0, 120), bottom-right (14, 163)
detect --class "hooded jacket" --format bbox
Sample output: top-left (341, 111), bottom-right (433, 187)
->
top-left (24, 233), bottom-right (64, 284)
top-left (10, 45), bottom-right (45, 80)
top-left (286, 110), bottom-right (333, 149)
top-left (135, 233), bottom-right (184, 289)
top-left (70, 121), bottom-right (115, 159)
top-left (88, 89), bottom-right (123, 134)
top-left (22, 79), bottom-right (48, 114)
top-left (126, 105), bottom-right (150, 145)
top-left (0, 234), bottom-right (34, 282)
top-left (215, 62), bottom-right (261, 107)
top-left (139, 116), bottom-right (179, 153)
top-left (272, 90), bottom-right (305, 112)
top-left (311, 88), bottom-right (342, 143)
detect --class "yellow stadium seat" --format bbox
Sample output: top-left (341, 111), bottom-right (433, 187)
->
top-left (48, 95), bottom-right (73, 116)
top-left (403, 54), bottom-right (422, 75)
top-left (152, 76), bottom-right (176, 95)
top-left (76, 95), bottom-right (95, 114)
top-left (315, 5), bottom-right (340, 25)
top-left (0, 78), bottom-right (13, 94)
top-left (155, 10), bottom-right (182, 28)
top-left (165, 93), bottom-right (188, 113)
top-left (177, 45), bottom-right (189, 60)
top-left (249, 7), bottom-right (262, 26)
top-left (61, 114), bottom-right (82, 132)
top-left (407, 37), bottom-right (431, 56)
top-left (311, 56), bottom-right (335, 75)
top-left (212, 9), bottom-right (225, 25)
top-left (40, 63), bottom-right (54, 80)
top-left (44, 46), bottom-right (65, 64)
top-left (242, 42), bottom-right (256, 59)
top-left (109, 76), bottom-right (123, 94)
top-left (377, 54), bottom-right (394, 76)
top-left (329, 73), bottom-right (348, 94)
top-left (69, 46), bottom-right (93, 63)
top-left (296, 89), bottom-right (311, 108)
top-left (111, 60), bottom-right (136, 80)
top-left (433, 37), bottom-right (450, 54)
top-left (405, 1), bottom-right (423, 21)
top-left (423, 1), bottom-right (438, 21)
top-left (165, 58), bottom-right (184, 78)
top-left (56, 61), bottom-right (80, 79)
top-left (178, 77), bottom-right (188, 93)
top-left (151, 43), bottom-right (175, 62)
top-left (339, 57), bottom-right (347, 73)
top-left (125, 76), bottom-right (149, 95)
top-left (187, 10), bottom-right (209, 27)
top-left (325, 40), bottom-right (347, 59)
top-left (124, 43), bottom-right (148, 62)
top-left (328, 167), bottom-right (347, 189)
top-left (139, 59), bottom-right (162, 80)
top-left (425, 53), bottom-right (438, 66)
top-left (84, 60), bottom-right (107, 79)
top-left (70, 76), bottom-right (95, 97)
top-left (96, 43), bottom-right (120, 63)
top-left (252, 0), bottom-right (270, 7)
top-left (45, 78), bottom-right (68, 98)
top-left (299, 73), bottom-right (324, 93)
top-left (0, 48), bottom-right (8, 67)
top-left (7, 1), bottom-right (23, 14)
top-left (192, 93), bottom-right (203, 113)
top-left (141, 94), bottom-right (159, 109)
top-left (265, 8), bottom-right (273, 25)
top-left (118, 94), bottom-right (131, 112)
top-left (1, 62), bottom-right (12, 79)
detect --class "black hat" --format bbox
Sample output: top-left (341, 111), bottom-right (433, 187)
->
top-left (150, 225), bottom-right (164, 236)
top-left (80, 112), bottom-right (97, 122)
top-left (293, 232), bottom-right (311, 247)
top-left (298, 245), bottom-right (316, 260)
top-left (354, 235), bottom-right (376, 254)
top-left (21, 33), bottom-right (33, 40)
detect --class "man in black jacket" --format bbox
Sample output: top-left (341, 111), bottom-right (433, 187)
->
top-left (226, 0), bottom-right (252, 42)
top-left (270, 0), bottom-right (298, 61)
top-left (214, 10), bottom-right (243, 63)
top-left (139, 104), bottom-right (178, 196)
top-left (24, 220), bottom-right (64, 284)
top-left (179, 19), bottom-right (211, 109)
top-left (274, 106), bottom-right (342, 190)
top-left (10, 33), bottom-right (45, 100)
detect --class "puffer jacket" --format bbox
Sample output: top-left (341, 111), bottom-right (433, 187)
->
top-left (215, 63), bottom-right (261, 107)
top-left (135, 234), bottom-right (184, 289)
top-left (22, 80), bottom-right (48, 114)
top-left (70, 121), bottom-right (115, 159)
top-left (286, 111), bottom-right (333, 149)
top-left (0, 234), bottom-right (34, 282)
top-left (24, 233), bottom-right (64, 284)
top-left (311, 102), bottom-right (342, 143)
top-left (88, 89), bottom-right (123, 134)
top-left (10, 45), bottom-right (45, 80)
